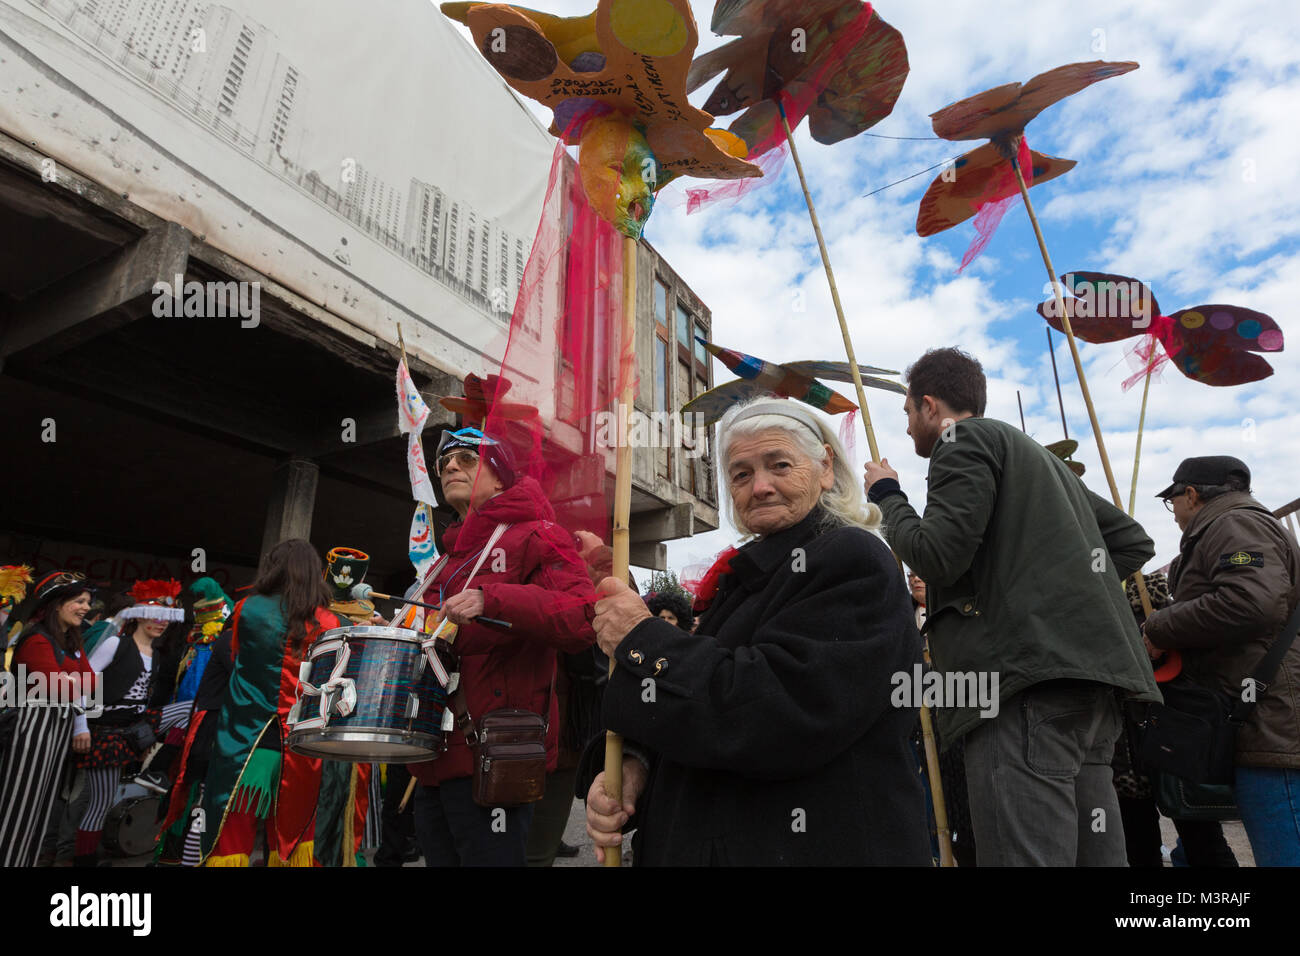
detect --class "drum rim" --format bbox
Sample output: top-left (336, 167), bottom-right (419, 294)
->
top-left (103, 795), bottom-right (162, 856)
top-left (289, 728), bottom-right (442, 743)
top-left (288, 729), bottom-right (442, 763)
top-left (315, 624), bottom-right (423, 644)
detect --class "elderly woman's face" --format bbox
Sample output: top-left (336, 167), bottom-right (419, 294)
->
top-left (727, 430), bottom-right (833, 536)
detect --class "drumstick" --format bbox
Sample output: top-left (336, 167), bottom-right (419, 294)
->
top-left (398, 776), bottom-right (418, 813)
top-left (350, 584), bottom-right (512, 630)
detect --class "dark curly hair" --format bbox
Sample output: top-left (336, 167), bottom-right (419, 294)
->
top-left (905, 347), bottom-right (987, 417)
top-left (644, 591), bottom-right (694, 632)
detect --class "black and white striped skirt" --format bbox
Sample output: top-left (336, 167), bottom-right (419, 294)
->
top-left (0, 705), bottom-right (74, 867)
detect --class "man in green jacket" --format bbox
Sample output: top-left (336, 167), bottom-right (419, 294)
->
top-left (864, 348), bottom-right (1159, 866)
top-left (1143, 456), bottom-right (1300, 866)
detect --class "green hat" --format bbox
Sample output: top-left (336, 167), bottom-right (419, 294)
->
top-left (325, 547), bottom-right (370, 602)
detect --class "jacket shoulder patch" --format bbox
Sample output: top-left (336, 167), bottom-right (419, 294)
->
top-left (1218, 551), bottom-right (1264, 569)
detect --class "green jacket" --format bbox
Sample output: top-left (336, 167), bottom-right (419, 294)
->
top-left (876, 417), bottom-right (1160, 746)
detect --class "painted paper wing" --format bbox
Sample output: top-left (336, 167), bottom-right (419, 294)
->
top-left (930, 60), bottom-right (1138, 142)
top-left (1036, 271), bottom-right (1155, 344)
top-left (783, 361), bottom-right (905, 393)
top-left (682, 379), bottom-right (780, 424)
top-left (1165, 305), bottom-right (1282, 386)
top-left (692, 0), bottom-right (908, 152)
top-left (917, 143), bottom-right (1074, 237)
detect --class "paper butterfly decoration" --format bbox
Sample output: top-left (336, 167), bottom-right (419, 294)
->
top-left (443, 0), bottom-right (761, 238)
top-left (685, 0), bottom-right (909, 157)
top-left (1036, 272), bottom-right (1283, 387)
top-left (438, 374), bottom-right (539, 426)
top-left (682, 338), bottom-right (905, 425)
top-left (916, 61), bottom-right (1137, 259)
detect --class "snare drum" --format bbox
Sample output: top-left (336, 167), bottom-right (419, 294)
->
top-left (287, 625), bottom-right (449, 762)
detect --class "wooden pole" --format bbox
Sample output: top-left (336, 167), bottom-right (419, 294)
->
top-left (602, 234), bottom-right (637, 867)
top-left (781, 101), bottom-right (952, 866)
top-left (778, 102), bottom-right (882, 462)
top-left (1008, 143), bottom-right (1153, 616)
top-left (1016, 390), bottom-right (1026, 433)
top-left (1128, 366), bottom-right (1154, 516)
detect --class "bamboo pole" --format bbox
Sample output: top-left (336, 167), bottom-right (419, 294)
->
top-left (1127, 366), bottom-right (1154, 516)
top-left (1007, 140), bottom-right (1153, 616)
top-left (602, 234), bottom-right (638, 867)
top-left (780, 101), bottom-right (953, 866)
top-left (778, 102), bottom-right (882, 462)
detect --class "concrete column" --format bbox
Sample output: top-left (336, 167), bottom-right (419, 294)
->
top-left (629, 541), bottom-right (667, 571)
top-left (260, 457), bottom-right (319, 560)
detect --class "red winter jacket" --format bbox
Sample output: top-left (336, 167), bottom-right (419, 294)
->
top-left (410, 477), bottom-right (597, 785)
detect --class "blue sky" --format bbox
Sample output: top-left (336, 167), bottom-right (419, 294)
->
top-left (444, 0), bottom-right (1300, 575)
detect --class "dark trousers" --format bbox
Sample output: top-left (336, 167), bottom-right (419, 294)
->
top-left (374, 763), bottom-right (417, 867)
top-left (964, 682), bottom-right (1127, 866)
top-left (413, 778), bottom-right (534, 867)
top-left (1118, 795), bottom-right (1238, 867)
top-left (525, 768), bottom-right (576, 867)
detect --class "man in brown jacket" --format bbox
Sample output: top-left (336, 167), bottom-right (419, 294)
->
top-left (1143, 455), bottom-right (1300, 866)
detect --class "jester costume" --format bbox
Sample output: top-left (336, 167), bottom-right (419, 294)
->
top-left (314, 547), bottom-right (378, 867)
top-left (199, 594), bottom-right (341, 866)
top-left (175, 577), bottom-right (233, 702)
top-left (153, 578), bottom-right (236, 864)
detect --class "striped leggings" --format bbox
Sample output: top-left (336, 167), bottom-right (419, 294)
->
top-left (77, 700), bottom-right (193, 854)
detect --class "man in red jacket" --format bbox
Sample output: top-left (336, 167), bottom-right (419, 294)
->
top-left (409, 427), bottom-right (597, 866)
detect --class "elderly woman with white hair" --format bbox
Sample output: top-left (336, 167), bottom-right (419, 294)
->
top-left (582, 398), bottom-right (931, 865)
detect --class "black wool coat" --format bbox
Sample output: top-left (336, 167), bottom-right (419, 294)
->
top-left (585, 508), bottom-right (932, 866)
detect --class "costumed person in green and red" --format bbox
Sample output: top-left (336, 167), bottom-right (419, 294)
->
top-left (73, 578), bottom-right (188, 865)
top-left (175, 577), bottom-right (234, 703)
top-left (0, 571), bottom-right (96, 866)
top-left (0, 564), bottom-right (35, 645)
top-left (198, 539), bottom-right (340, 866)
top-left (313, 546), bottom-right (379, 867)
top-left (151, 576), bottom-right (235, 864)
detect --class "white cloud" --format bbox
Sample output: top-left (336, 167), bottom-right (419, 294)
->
top-left (436, 0), bottom-right (1299, 585)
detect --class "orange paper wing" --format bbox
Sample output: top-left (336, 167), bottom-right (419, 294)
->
top-left (916, 143), bottom-right (1075, 236)
top-left (930, 60), bottom-right (1138, 142)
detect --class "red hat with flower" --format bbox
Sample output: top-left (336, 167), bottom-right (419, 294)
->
top-left (121, 579), bottom-right (185, 622)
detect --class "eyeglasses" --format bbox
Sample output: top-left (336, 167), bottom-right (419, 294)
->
top-left (1162, 486), bottom-right (1188, 512)
top-left (436, 449), bottom-right (480, 476)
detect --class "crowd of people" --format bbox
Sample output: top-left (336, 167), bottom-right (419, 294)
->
top-left (1, 347), bottom-right (1296, 867)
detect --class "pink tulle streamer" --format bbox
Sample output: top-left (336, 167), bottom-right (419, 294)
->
top-left (665, 142), bottom-right (788, 213)
top-left (1121, 336), bottom-right (1169, 392)
top-left (838, 407), bottom-right (859, 460)
top-left (957, 137), bottom-right (1034, 272)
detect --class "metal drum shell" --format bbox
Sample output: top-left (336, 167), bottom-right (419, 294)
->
top-left (287, 625), bottom-right (448, 763)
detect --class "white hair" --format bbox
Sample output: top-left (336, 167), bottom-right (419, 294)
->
top-left (718, 398), bottom-right (883, 539)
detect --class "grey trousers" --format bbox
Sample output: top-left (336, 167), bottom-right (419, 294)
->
top-left (963, 682), bottom-right (1128, 866)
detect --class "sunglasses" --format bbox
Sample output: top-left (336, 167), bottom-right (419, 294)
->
top-left (436, 449), bottom-right (480, 476)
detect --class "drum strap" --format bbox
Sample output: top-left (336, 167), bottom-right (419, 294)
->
top-left (419, 523), bottom-right (511, 692)
top-left (289, 641), bottom-right (357, 731)
top-left (441, 522), bottom-right (554, 748)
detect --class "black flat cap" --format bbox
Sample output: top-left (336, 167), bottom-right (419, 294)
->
top-left (1156, 456), bottom-right (1251, 499)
